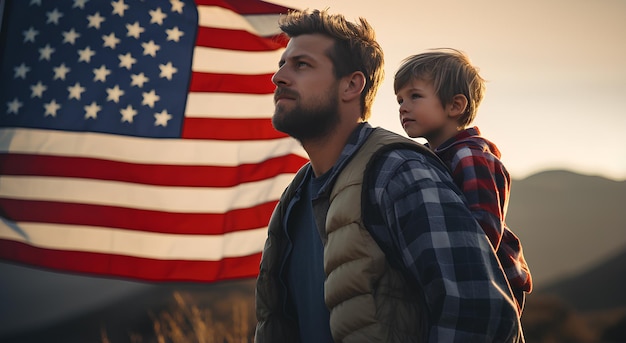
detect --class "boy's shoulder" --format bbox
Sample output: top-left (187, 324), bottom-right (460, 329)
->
top-left (438, 127), bottom-right (502, 159)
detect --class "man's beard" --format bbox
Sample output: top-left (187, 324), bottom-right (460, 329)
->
top-left (272, 85), bottom-right (340, 142)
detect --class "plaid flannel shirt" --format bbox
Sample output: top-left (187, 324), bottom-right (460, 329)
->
top-left (434, 127), bottom-right (533, 312)
top-left (346, 123), bottom-right (522, 342)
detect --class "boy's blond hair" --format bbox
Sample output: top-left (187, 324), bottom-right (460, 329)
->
top-left (394, 48), bottom-right (485, 127)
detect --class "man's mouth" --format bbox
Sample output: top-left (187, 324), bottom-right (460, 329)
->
top-left (275, 97), bottom-right (293, 103)
top-left (274, 88), bottom-right (298, 103)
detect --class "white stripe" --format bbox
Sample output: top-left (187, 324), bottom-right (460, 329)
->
top-left (0, 219), bottom-right (266, 260)
top-left (184, 92), bottom-right (275, 118)
top-left (197, 5), bottom-right (283, 37)
top-left (192, 46), bottom-right (282, 75)
top-left (244, 14), bottom-right (286, 37)
top-left (0, 174), bottom-right (294, 213)
top-left (0, 128), bottom-right (307, 165)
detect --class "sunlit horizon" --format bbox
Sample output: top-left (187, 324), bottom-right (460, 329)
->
top-left (272, 0), bottom-right (626, 182)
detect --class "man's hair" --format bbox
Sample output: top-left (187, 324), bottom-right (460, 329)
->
top-left (278, 9), bottom-right (384, 121)
top-left (394, 48), bottom-right (485, 127)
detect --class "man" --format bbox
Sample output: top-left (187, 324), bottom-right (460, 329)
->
top-left (255, 9), bottom-right (522, 343)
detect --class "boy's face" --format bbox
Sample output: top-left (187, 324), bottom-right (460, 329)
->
top-left (396, 78), bottom-right (450, 142)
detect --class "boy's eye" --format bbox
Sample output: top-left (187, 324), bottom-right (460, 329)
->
top-left (411, 93), bottom-right (420, 99)
top-left (397, 97), bottom-right (403, 105)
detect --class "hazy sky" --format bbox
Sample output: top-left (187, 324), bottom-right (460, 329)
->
top-left (272, 0), bottom-right (626, 180)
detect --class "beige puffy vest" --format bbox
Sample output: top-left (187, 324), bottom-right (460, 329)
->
top-left (320, 129), bottom-right (431, 342)
top-left (255, 128), bottom-right (438, 342)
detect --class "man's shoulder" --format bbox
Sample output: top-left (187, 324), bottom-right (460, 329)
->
top-left (364, 129), bottom-right (448, 173)
top-left (367, 127), bottom-right (418, 145)
top-left (366, 128), bottom-right (436, 160)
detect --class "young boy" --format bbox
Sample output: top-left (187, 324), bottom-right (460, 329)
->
top-left (394, 48), bottom-right (532, 314)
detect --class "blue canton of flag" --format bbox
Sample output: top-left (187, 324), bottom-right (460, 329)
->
top-left (0, 0), bottom-right (195, 138)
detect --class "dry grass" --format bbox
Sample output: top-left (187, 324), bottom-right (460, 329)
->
top-left (99, 287), bottom-right (626, 342)
top-left (100, 291), bottom-right (254, 343)
top-left (522, 294), bottom-right (626, 343)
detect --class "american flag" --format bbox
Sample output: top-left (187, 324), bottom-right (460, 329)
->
top-left (0, 0), bottom-right (306, 282)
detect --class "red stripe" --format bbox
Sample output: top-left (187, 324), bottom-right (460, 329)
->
top-left (195, 0), bottom-right (292, 15)
top-left (0, 0), bottom-right (297, 283)
top-left (0, 153), bottom-right (306, 187)
top-left (189, 71), bottom-right (275, 93)
top-left (0, 198), bottom-right (277, 234)
top-left (181, 117), bottom-right (287, 140)
top-left (0, 240), bottom-right (261, 282)
top-left (195, 26), bottom-right (286, 51)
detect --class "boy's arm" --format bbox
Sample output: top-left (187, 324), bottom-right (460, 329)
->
top-left (448, 144), bottom-right (509, 248)
top-left (450, 144), bottom-right (532, 310)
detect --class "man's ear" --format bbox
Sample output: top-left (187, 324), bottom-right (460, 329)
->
top-left (341, 71), bottom-right (366, 101)
top-left (448, 94), bottom-right (468, 118)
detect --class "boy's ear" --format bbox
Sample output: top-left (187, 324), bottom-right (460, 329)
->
top-left (341, 71), bottom-right (366, 101)
top-left (448, 94), bottom-right (468, 118)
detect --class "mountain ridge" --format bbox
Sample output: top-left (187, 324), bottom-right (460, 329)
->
top-left (507, 169), bottom-right (626, 286)
top-left (539, 244), bottom-right (626, 311)
top-left (513, 169), bottom-right (625, 183)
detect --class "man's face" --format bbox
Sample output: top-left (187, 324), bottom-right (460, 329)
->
top-left (271, 34), bottom-right (340, 141)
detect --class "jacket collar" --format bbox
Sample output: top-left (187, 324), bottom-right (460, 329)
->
top-left (311, 122), bottom-right (374, 199)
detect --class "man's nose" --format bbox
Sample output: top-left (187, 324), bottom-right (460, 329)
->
top-left (272, 66), bottom-right (288, 86)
